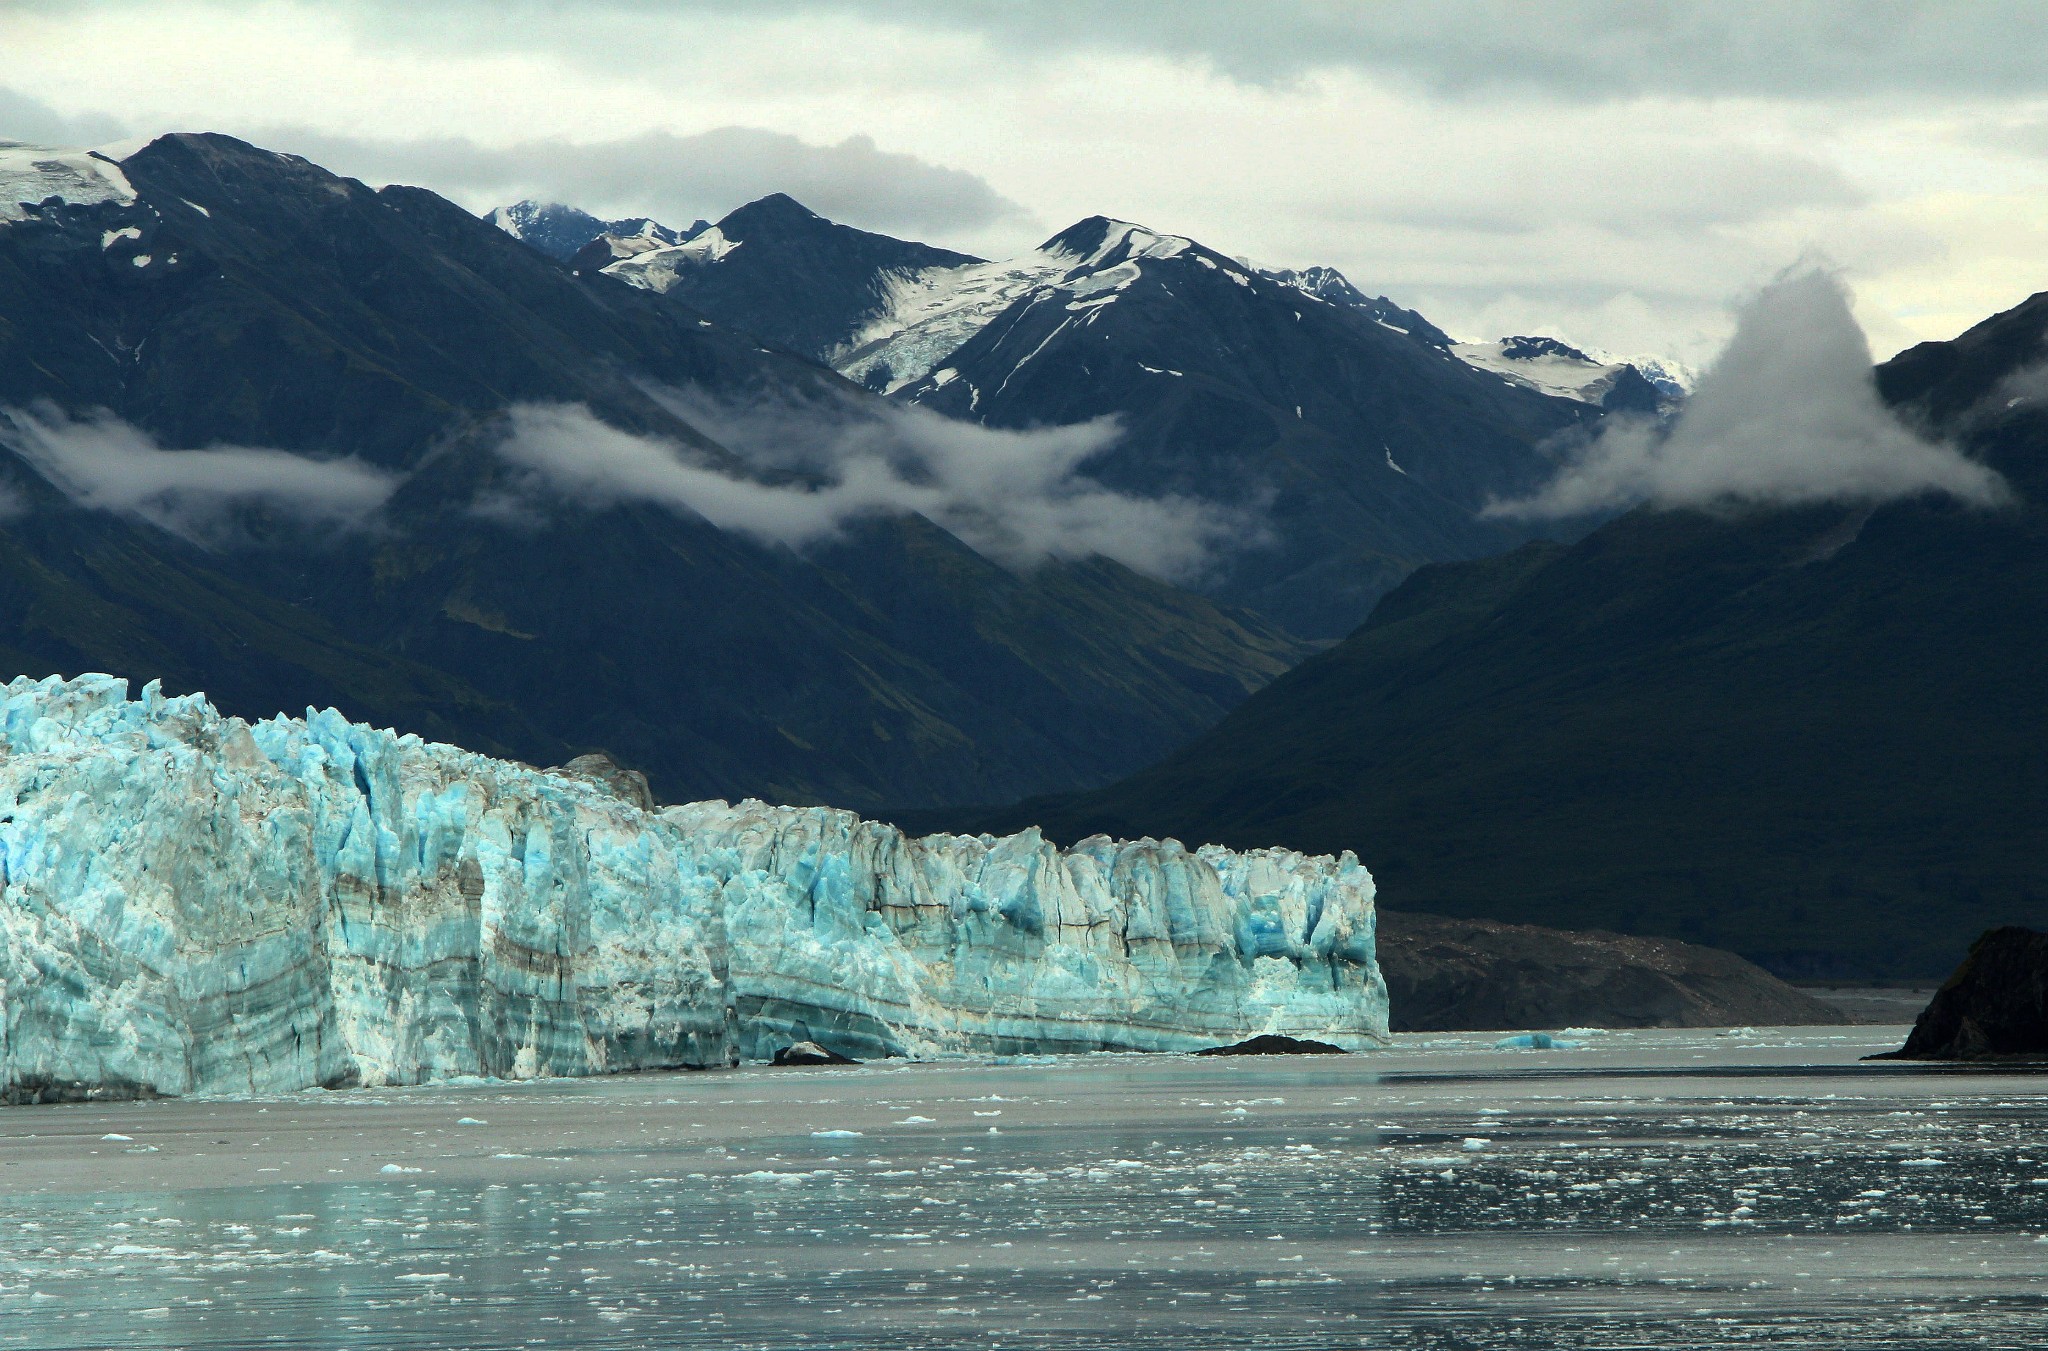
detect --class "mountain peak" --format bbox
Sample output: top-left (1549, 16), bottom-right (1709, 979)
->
top-left (1038, 215), bottom-right (1158, 260)
top-left (486, 199), bottom-right (690, 263)
top-left (718, 192), bottom-right (826, 236)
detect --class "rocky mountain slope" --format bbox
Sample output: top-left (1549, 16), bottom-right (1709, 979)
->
top-left (923, 287), bottom-right (2048, 979)
top-left (1375, 911), bottom-right (1843, 1031)
top-left (487, 198), bottom-right (697, 262)
top-left (0, 134), bottom-right (1304, 810)
top-left (586, 199), bottom-right (1638, 637)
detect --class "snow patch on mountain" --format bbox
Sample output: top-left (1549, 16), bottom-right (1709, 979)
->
top-left (600, 224), bottom-right (744, 290)
top-left (1608, 353), bottom-right (1699, 399)
top-left (829, 220), bottom-right (1229, 394)
top-left (1449, 336), bottom-right (1647, 406)
top-left (0, 143), bottom-right (137, 223)
top-left (1261, 266), bottom-right (1459, 348)
top-left (488, 199), bottom-right (696, 263)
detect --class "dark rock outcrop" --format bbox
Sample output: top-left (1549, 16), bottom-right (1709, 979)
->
top-left (771, 1040), bottom-right (861, 1067)
top-left (1194, 1034), bottom-right (1348, 1056)
top-left (1375, 911), bottom-right (1847, 1031)
top-left (550, 752), bottom-right (656, 812)
top-left (1871, 927), bottom-right (2048, 1061)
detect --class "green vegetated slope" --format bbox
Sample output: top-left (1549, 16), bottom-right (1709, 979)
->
top-left (938, 294), bottom-right (2048, 978)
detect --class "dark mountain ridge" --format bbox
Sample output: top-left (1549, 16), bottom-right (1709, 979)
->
top-left (0, 133), bottom-right (1303, 810)
top-left (590, 192), bottom-right (982, 365)
top-left (592, 200), bottom-right (1625, 637)
top-left (918, 288), bottom-right (2048, 979)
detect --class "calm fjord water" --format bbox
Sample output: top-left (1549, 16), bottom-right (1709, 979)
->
top-left (2, 1028), bottom-right (2043, 1349)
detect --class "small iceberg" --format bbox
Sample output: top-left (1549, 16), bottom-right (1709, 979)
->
top-left (1493, 1032), bottom-right (1583, 1050)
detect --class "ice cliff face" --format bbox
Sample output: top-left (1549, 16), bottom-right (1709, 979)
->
top-left (0, 676), bottom-right (1385, 1100)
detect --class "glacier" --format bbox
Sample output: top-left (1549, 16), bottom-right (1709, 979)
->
top-left (0, 675), bottom-right (1386, 1100)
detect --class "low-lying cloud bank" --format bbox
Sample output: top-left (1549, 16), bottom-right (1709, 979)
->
top-left (1490, 268), bottom-right (2011, 518)
top-left (0, 395), bottom-right (1243, 579)
top-left (0, 406), bottom-right (400, 541)
top-left (490, 396), bottom-right (1248, 580)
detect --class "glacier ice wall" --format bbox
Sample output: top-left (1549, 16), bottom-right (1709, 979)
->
top-left (0, 676), bottom-right (1385, 1100)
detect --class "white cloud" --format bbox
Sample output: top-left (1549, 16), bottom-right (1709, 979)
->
top-left (0, 87), bottom-right (125, 145)
top-left (266, 125), bottom-right (1027, 238)
top-left (0, 406), bottom-right (400, 542)
top-left (9, 3), bottom-right (2048, 362)
top-left (490, 396), bottom-right (1249, 579)
top-left (0, 397), bottom-right (1246, 578)
top-left (1489, 268), bottom-right (2011, 517)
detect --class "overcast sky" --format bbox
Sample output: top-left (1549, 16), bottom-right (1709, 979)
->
top-left (7, 0), bottom-right (2048, 362)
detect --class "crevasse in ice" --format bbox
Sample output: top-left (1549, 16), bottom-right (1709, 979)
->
top-left (0, 675), bottom-right (1386, 1099)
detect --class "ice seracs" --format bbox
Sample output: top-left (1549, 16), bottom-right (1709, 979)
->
top-left (0, 675), bottom-right (1386, 1100)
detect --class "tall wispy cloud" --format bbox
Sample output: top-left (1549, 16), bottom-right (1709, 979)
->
top-left (0, 406), bottom-right (400, 543)
top-left (489, 395), bottom-right (1249, 579)
top-left (1489, 268), bottom-right (2012, 518)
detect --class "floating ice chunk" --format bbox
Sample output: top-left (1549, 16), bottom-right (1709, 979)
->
top-left (100, 1133), bottom-right (133, 1141)
top-left (456, 1118), bottom-right (487, 1125)
top-left (811, 1129), bottom-right (863, 1139)
top-left (379, 1164), bottom-right (423, 1174)
top-left (899, 1115), bottom-right (936, 1124)
top-left (1462, 1137), bottom-right (1491, 1151)
top-left (740, 1170), bottom-right (808, 1186)
top-left (1494, 1033), bottom-right (1582, 1050)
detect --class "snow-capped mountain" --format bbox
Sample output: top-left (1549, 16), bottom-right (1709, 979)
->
top-left (589, 199), bottom-right (1615, 636)
top-left (1450, 335), bottom-right (1666, 412)
top-left (588, 192), bottom-right (980, 363)
top-left (1619, 353), bottom-right (1700, 400)
top-left (834, 219), bottom-right (1247, 395)
top-left (0, 135), bottom-right (1304, 813)
top-left (1258, 265), bottom-right (1456, 347)
top-left (486, 197), bottom-right (703, 262)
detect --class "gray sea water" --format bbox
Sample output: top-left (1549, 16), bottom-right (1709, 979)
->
top-left (2, 1026), bottom-right (2044, 1349)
